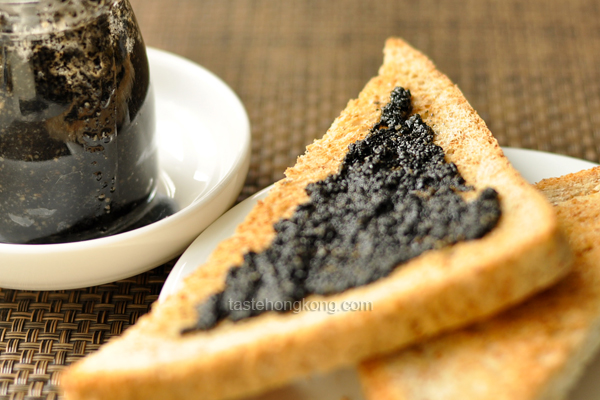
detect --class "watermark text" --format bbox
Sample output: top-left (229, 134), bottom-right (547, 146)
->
top-left (228, 298), bottom-right (373, 314)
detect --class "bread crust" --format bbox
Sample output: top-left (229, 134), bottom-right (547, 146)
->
top-left (60, 38), bottom-right (571, 400)
top-left (359, 167), bottom-right (600, 400)
top-left (535, 166), bottom-right (600, 204)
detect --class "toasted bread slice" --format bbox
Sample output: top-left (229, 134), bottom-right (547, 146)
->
top-left (60, 38), bottom-right (571, 400)
top-left (359, 167), bottom-right (600, 400)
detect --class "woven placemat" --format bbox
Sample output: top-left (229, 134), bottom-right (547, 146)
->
top-left (2, 0), bottom-right (600, 398)
top-left (0, 262), bottom-right (174, 399)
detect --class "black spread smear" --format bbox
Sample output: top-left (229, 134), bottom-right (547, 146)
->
top-left (184, 87), bottom-right (501, 332)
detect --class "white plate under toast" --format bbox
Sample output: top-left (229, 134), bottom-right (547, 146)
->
top-left (0, 48), bottom-right (251, 290)
top-left (161, 148), bottom-right (600, 400)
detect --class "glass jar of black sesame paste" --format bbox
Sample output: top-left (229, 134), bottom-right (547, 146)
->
top-left (0, 0), bottom-right (159, 244)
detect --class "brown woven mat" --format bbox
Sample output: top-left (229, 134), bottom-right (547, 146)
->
top-left (2, 0), bottom-right (600, 398)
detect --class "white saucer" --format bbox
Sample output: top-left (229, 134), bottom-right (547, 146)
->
top-left (160, 148), bottom-right (599, 400)
top-left (0, 48), bottom-right (251, 291)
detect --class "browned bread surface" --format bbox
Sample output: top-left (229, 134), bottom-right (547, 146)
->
top-left (359, 166), bottom-right (600, 400)
top-left (536, 166), bottom-right (600, 204)
top-left (61, 38), bottom-right (571, 400)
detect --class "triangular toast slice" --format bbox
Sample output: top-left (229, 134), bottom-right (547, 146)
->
top-left (359, 167), bottom-right (600, 400)
top-left (61, 38), bottom-right (571, 400)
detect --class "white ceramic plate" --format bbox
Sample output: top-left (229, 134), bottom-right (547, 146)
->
top-left (160, 147), bottom-right (600, 400)
top-left (0, 48), bottom-right (251, 290)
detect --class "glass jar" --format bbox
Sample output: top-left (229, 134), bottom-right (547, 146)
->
top-left (0, 0), bottom-right (160, 244)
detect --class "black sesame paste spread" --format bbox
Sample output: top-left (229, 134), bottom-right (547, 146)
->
top-left (185, 87), bottom-right (502, 333)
